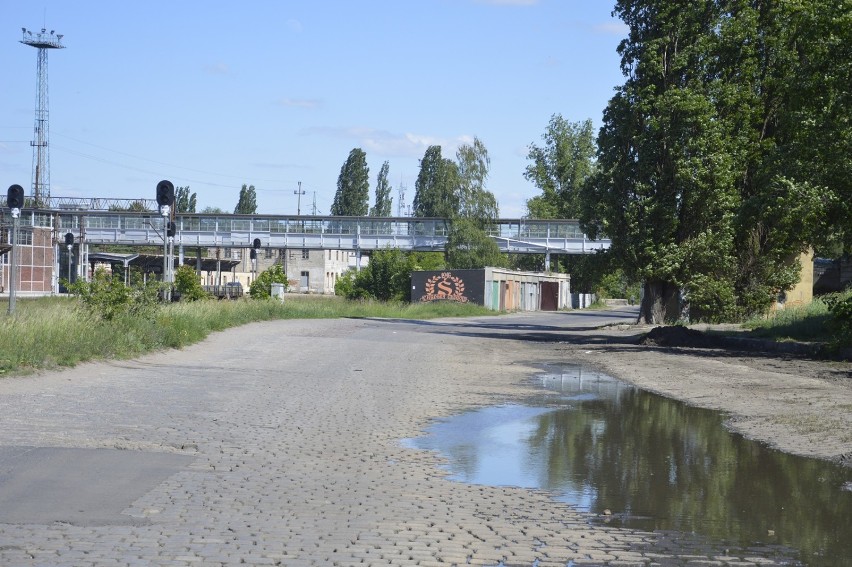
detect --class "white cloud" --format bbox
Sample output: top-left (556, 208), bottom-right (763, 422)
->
top-left (303, 127), bottom-right (473, 158)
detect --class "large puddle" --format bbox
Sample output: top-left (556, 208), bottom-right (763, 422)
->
top-left (404, 364), bottom-right (852, 566)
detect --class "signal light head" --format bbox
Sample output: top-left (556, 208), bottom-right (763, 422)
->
top-left (6, 184), bottom-right (25, 209)
top-left (156, 180), bottom-right (175, 207)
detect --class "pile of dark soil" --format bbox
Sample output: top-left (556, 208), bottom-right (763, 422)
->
top-left (640, 325), bottom-right (722, 348)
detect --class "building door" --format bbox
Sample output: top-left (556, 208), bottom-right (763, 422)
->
top-left (300, 271), bottom-right (309, 290)
top-left (540, 281), bottom-right (558, 311)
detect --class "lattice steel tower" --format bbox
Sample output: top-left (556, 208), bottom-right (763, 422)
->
top-left (20, 27), bottom-right (65, 206)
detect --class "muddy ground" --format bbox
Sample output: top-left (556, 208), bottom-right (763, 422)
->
top-left (535, 323), bottom-right (852, 467)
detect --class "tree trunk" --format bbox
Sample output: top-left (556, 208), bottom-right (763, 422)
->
top-left (638, 279), bottom-right (680, 324)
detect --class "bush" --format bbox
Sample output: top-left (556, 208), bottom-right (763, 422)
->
top-left (822, 290), bottom-right (852, 348)
top-left (65, 267), bottom-right (161, 321)
top-left (335, 250), bottom-right (447, 302)
top-left (335, 248), bottom-right (412, 301)
top-left (174, 265), bottom-right (210, 301)
top-left (249, 264), bottom-right (288, 299)
top-left (334, 269), bottom-right (369, 300)
top-left (596, 267), bottom-right (643, 303)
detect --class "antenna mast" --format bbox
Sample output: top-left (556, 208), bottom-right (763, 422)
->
top-left (397, 182), bottom-right (407, 217)
top-left (20, 27), bottom-right (65, 206)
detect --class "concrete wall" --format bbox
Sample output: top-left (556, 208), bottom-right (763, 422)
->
top-left (776, 251), bottom-right (814, 309)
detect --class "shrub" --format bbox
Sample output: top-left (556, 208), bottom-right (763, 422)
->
top-left (336, 248), bottom-right (412, 301)
top-left (250, 264), bottom-right (288, 299)
top-left (65, 267), bottom-right (161, 321)
top-left (335, 269), bottom-right (369, 300)
top-left (822, 290), bottom-right (852, 348)
top-left (174, 265), bottom-right (209, 301)
top-left (336, 250), bottom-right (448, 302)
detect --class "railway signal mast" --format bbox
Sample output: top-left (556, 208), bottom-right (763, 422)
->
top-left (20, 27), bottom-right (65, 206)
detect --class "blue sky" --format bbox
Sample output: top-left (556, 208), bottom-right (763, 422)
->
top-left (2, 1), bottom-right (627, 218)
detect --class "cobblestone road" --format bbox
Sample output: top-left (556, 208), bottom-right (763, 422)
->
top-left (0, 315), bottom-right (793, 566)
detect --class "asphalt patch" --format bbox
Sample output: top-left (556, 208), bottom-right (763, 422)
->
top-left (0, 446), bottom-right (193, 525)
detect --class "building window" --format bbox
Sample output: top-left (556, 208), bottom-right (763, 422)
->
top-left (16, 229), bottom-right (33, 246)
top-left (302, 249), bottom-right (309, 259)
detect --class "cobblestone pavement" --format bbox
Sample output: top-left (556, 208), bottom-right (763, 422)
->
top-left (0, 316), bottom-right (795, 566)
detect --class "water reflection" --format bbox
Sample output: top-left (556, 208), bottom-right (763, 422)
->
top-left (406, 364), bottom-right (852, 566)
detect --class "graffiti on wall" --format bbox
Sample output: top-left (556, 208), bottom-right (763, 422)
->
top-left (411, 270), bottom-right (485, 305)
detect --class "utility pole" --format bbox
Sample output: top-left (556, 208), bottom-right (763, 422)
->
top-left (294, 181), bottom-right (305, 216)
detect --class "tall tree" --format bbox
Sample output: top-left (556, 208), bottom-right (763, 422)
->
top-left (584, 0), bottom-right (842, 323)
top-left (582, 1), bottom-right (739, 323)
top-left (234, 184), bottom-right (257, 214)
top-left (444, 138), bottom-right (504, 268)
top-left (456, 137), bottom-right (499, 226)
top-left (525, 116), bottom-right (596, 219)
top-left (175, 185), bottom-right (197, 213)
top-left (713, 0), bottom-right (835, 315)
top-left (785, 1), bottom-right (851, 254)
top-left (412, 145), bottom-right (459, 218)
top-left (332, 148), bottom-right (370, 216)
top-left (369, 161), bottom-right (393, 217)
top-left (445, 218), bottom-right (505, 269)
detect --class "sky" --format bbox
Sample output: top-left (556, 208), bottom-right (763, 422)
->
top-left (1, 1), bottom-right (627, 218)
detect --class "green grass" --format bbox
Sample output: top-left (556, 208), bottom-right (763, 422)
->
top-left (741, 293), bottom-right (841, 343)
top-left (0, 296), bottom-right (495, 376)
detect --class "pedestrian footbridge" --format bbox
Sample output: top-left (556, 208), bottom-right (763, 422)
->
top-left (18, 210), bottom-right (611, 255)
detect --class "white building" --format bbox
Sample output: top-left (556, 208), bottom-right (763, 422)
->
top-left (201, 246), bottom-right (363, 294)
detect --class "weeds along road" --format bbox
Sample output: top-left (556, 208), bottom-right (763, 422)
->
top-left (3, 306), bottom-right (836, 567)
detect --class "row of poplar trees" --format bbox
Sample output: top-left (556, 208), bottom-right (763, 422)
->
top-left (331, 138), bottom-right (504, 269)
top-left (575, 0), bottom-right (851, 324)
